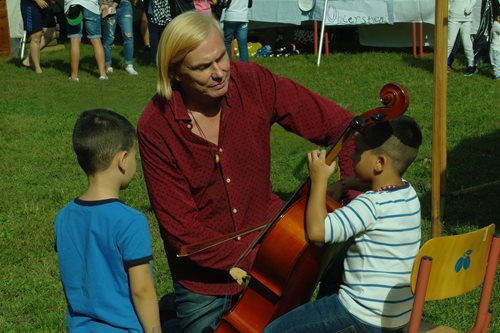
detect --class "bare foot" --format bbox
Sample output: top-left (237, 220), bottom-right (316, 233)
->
top-left (21, 57), bottom-right (30, 68)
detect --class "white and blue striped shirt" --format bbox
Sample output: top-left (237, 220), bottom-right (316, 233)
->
top-left (324, 182), bottom-right (421, 329)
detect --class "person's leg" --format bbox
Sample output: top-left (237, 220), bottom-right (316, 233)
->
top-left (147, 16), bottom-right (165, 66)
top-left (173, 282), bottom-right (235, 333)
top-left (490, 21), bottom-right (500, 79)
top-left (235, 22), bottom-right (249, 62)
top-left (447, 20), bottom-right (460, 59)
top-left (491, 45), bottom-right (500, 77)
top-left (39, 5), bottom-right (56, 51)
top-left (264, 294), bottom-right (375, 333)
top-left (29, 30), bottom-right (44, 73)
top-left (147, 14), bottom-right (159, 65)
top-left (223, 21), bottom-right (236, 59)
top-left (90, 38), bottom-right (107, 78)
top-left (102, 13), bottom-right (117, 70)
top-left (84, 8), bottom-right (107, 78)
top-left (118, 0), bottom-right (138, 74)
top-left (69, 37), bottom-right (81, 80)
top-left (25, 26), bottom-right (56, 69)
top-left (66, 14), bottom-right (83, 80)
top-left (141, 11), bottom-right (150, 48)
top-left (460, 21), bottom-right (475, 67)
top-left (41, 26), bottom-right (56, 49)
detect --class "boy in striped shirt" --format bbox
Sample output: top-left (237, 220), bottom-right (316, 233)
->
top-left (265, 115), bottom-right (423, 333)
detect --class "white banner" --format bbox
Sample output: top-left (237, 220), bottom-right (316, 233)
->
top-left (248, 0), bottom-right (436, 26)
top-left (323, 0), bottom-right (390, 26)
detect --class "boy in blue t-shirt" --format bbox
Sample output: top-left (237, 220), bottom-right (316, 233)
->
top-left (55, 109), bottom-right (161, 333)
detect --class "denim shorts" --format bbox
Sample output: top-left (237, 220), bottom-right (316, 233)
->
top-left (67, 7), bottom-right (101, 39)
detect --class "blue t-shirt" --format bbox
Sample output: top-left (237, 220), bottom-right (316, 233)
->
top-left (55, 198), bottom-right (153, 332)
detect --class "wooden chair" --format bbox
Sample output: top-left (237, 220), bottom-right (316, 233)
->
top-left (407, 224), bottom-right (499, 333)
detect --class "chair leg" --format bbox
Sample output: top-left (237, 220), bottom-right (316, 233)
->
top-left (408, 257), bottom-right (433, 333)
top-left (480, 310), bottom-right (492, 333)
top-left (469, 235), bottom-right (499, 333)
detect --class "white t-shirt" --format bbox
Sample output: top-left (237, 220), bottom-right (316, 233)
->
top-left (324, 182), bottom-right (421, 329)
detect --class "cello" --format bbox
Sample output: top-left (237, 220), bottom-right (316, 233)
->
top-left (182, 83), bottom-right (410, 333)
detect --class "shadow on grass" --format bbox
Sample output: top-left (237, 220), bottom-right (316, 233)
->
top-left (420, 130), bottom-right (500, 234)
top-left (7, 56), bottom-right (112, 77)
top-left (401, 53), bottom-right (434, 73)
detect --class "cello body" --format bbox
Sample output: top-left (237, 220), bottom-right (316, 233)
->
top-left (216, 196), bottom-right (341, 333)
top-left (210, 82), bottom-right (410, 333)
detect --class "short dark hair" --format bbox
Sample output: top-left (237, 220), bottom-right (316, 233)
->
top-left (72, 109), bottom-right (136, 175)
top-left (363, 115), bottom-right (422, 175)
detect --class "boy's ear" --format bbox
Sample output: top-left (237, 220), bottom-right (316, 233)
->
top-left (116, 151), bottom-right (128, 173)
top-left (374, 154), bottom-right (388, 173)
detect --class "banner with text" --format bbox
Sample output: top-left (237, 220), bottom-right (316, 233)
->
top-left (324, 0), bottom-right (390, 26)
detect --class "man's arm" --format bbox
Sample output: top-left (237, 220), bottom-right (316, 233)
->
top-left (247, 64), bottom-right (357, 201)
top-left (129, 263), bottom-right (161, 333)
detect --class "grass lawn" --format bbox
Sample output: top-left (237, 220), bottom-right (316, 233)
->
top-left (0, 42), bottom-right (499, 332)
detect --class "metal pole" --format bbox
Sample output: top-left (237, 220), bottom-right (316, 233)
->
top-left (317, 0), bottom-right (329, 67)
top-left (20, 31), bottom-right (27, 59)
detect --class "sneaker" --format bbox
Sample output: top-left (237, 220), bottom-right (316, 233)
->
top-left (68, 76), bottom-right (79, 82)
top-left (125, 64), bottom-right (138, 75)
top-left (447, 65), bottom-right (454, 72)
top-left (99, 75), bottom-right (109, 80)
top-left (106, 66), bottom-right (113, 73)
top-left (464, 66), bottom-right (478, 76)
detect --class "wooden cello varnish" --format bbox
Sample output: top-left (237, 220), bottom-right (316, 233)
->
top-left (217, 196), bottom-right (341, 333)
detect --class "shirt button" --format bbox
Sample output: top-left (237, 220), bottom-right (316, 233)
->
top-left (187, 124), bottom-right (192, 129)
top-left (232, 208), bottom-right (237, 214)
top-left (226, 178), bottom-right (231, 183)
top-left (219, 147), bottom-right (223, 153)
top-left (236, 236), bottom-right (241, 241)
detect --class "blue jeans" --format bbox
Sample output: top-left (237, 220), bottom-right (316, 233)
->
top-left (264, 294), bottom-right (401, 333)
top-left (67, 8), bottom-right (101, 39)
top-left (102, 0), bottom-right (134, 65)
top-left (173, 282), bottom-right (236, 333)
top-left (223, 21), bottom-right (249, 62)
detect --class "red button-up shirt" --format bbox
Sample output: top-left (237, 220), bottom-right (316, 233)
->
top-left (138, 62), bottom-right (355, 295)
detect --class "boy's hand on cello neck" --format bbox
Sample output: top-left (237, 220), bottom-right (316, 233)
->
top-left (307, 149), bottom-right (336, 185)
top-left (306, 150), bottom-right (337, 245)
